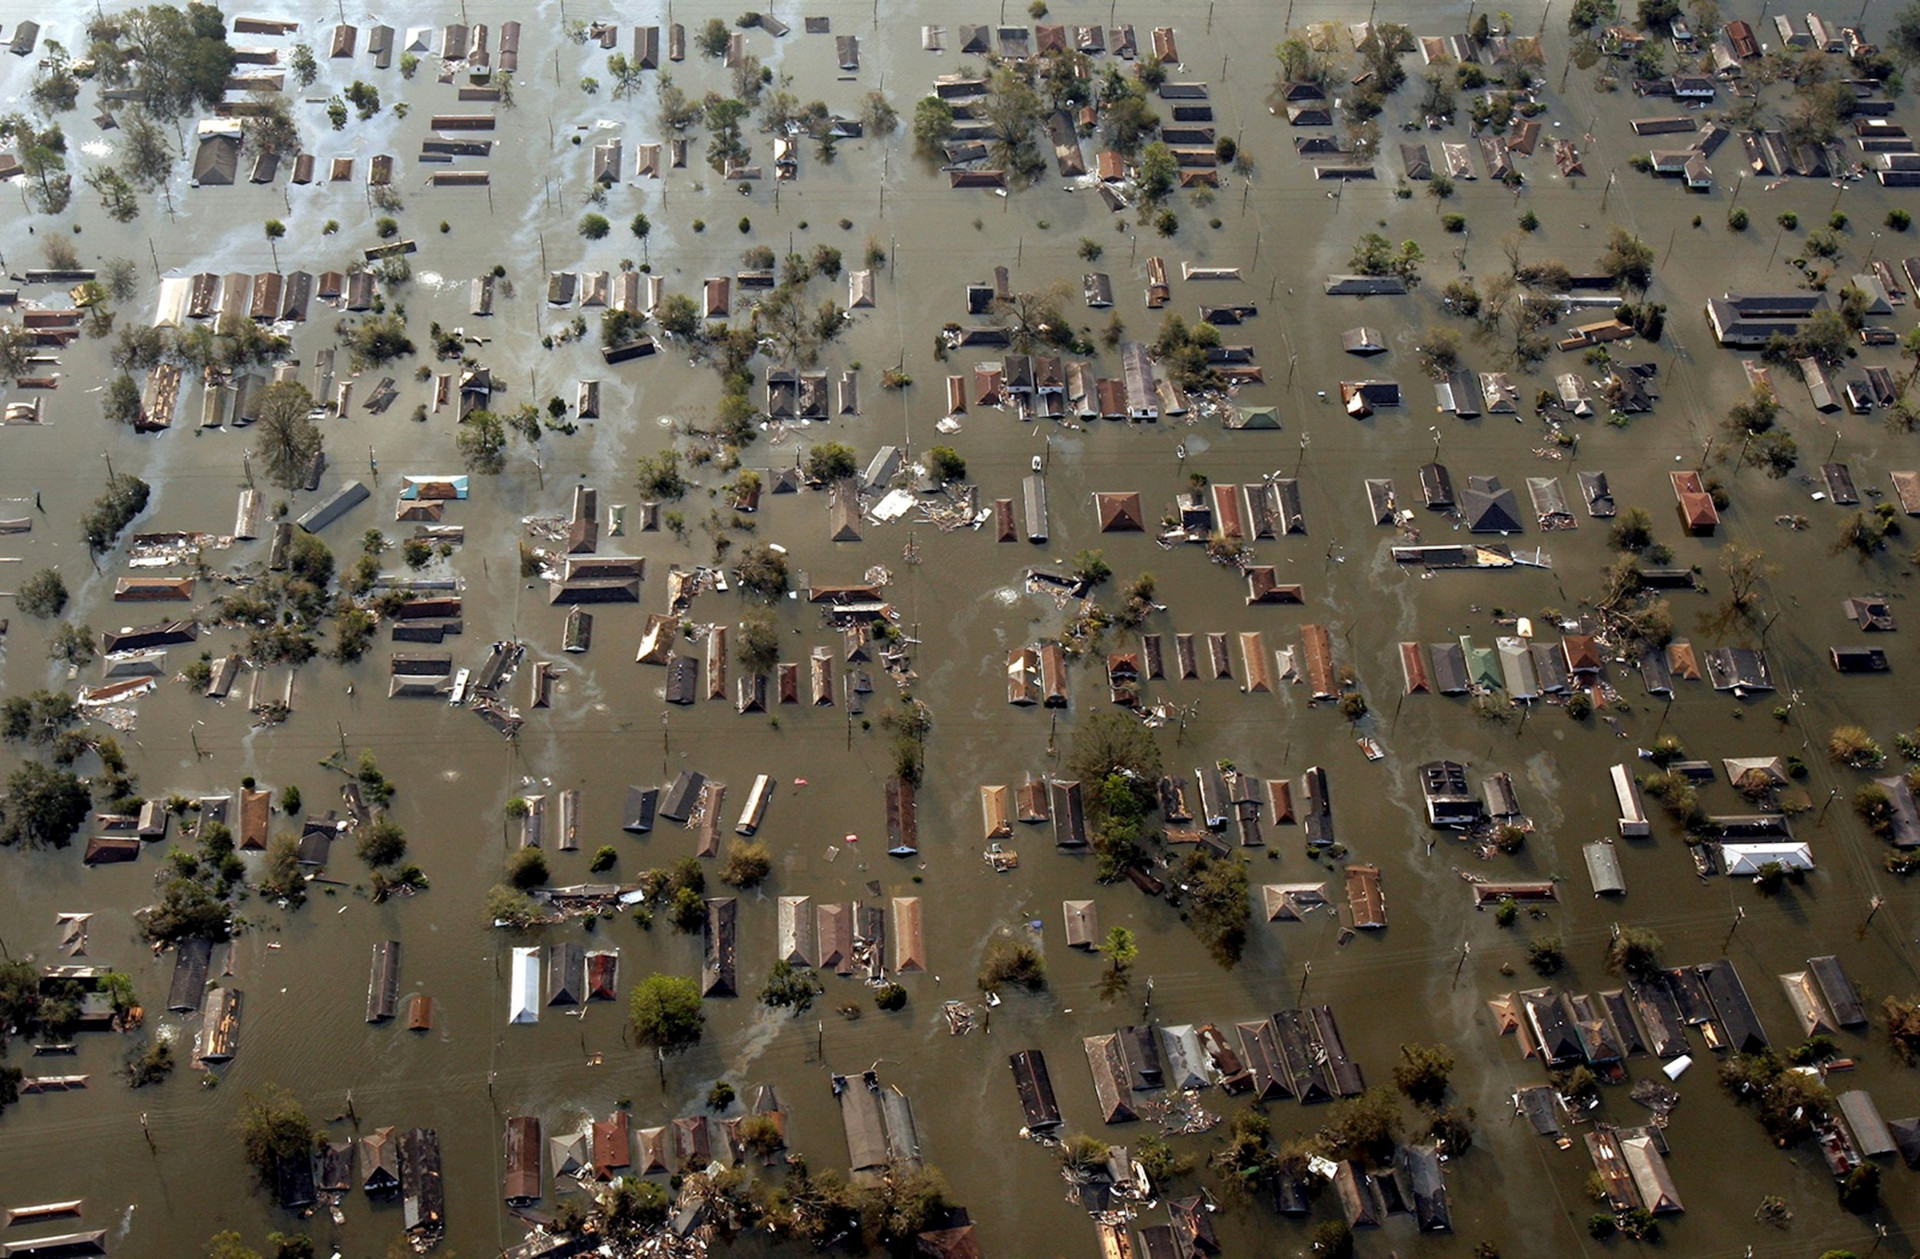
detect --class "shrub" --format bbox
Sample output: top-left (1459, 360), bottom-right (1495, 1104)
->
top-left (579, 212), bottom-right (611, 239)
top-left (1830, 725), bottom-right (1885, 769)
top-left (1526, 934), bottom-right (1565, 975)
top-left (1890, 209), bottom-right (1912, 232)
top-left (978, 939), bottom-right (1046, 992)
top-left (720, 839), bottom-right (771, 888)
top-left (1728, 208), bottom-right (1750, 232)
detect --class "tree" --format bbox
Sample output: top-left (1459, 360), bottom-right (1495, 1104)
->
top-left (456, 409), bottom-right (508, 475)
top-left (288, 42), bottom-right (317, 88)
top-left (47, 623), bottom-right (96, 668)
top-left (505, 847), bottom-right (549, 889)
top-left (340, 313), bottom-right (414, 369)
top-left (983, 65), bottom-right (1047, 182)
top-left (1102, 926), bottom-right (1137, 976)
top-left (1136, 141), bottom-right (1178, 204)
top-left (735, 609), bottom-right (780, 674)
top-left (86, 166), bottom-right (139, 222)
top-left (1885, 994), bottom-right (1920, 1064)
top-left (1527, 934), bottom-right (1565, 975)
top-left (993, 281), bottom-right (1073, 353)
top-left (1072, 548), bottom-right (1112, 586)
top-left (1311, 1221), bottom-right (1355, 1259)
top-left (266, 1235), bottom-right (313, 1259)
top-left (734, 544), bottom-right (789, 600)
top-left (0, 762), bottom-right (92, 849)
top-left (1598, 227), bottom-right (1655, 292)
top-left (1316, 1087), bottom-right (1403, 1163)
top-left (0, 957), bottom-right (41, 1042)
top-left (14, 118), bottom-right (71, 213)
top-left (206, 1233), bottom-right (262, 1259)
top-left (635, 449), bottom-right (688, 500)
top-left (262, 218), bottom-right (285, 270)
top-left (630, 973), bottom-right (705, 1055)
top-left (120, 110), bottom-right (175, 197)
top-left (1274, 36), bottom-right (1328, 85)
top-left (978, 939), bottom-right (1047, 992)
top-left (1606, 926), bottom-right (1664, 978)
top-left (88, 4), bottom-right (236, 119)
top-left (1700, 543), bottom-right (1775, 638)
top-left (241, 93), bottom-right (299, 160)
top-left (252, 382), bottom-right (320, 489)
top-left (805, 441), bottom-right (858, 483)
top-left (579, 212), bottom-right (610, 240)
top-left (925, 445), bottom-right (966, 482)
top-left (696, 17), bottom-right (730, 56)
top-left (1349, 231), bottom-right (1424, 286)
top-left (760, 959), bottom-right (824, 1014)
top-left (15, 567), bottom-right (67, 617)
top-left (1393, 1043), bottom-right (1455, 1106)
top-left (1608, 506), bottom-right (1654, 551)
top-left (1416, 325), bottom-right (1460, 377)
top-left (1839, 1162), bottom-right (1879, 1212)
top-left (234, 1084), bottom-right (315, 1182)
top-left (356, 819), bottom-right (406, 868)
top-left (485, 883), bottom-right (541, 929)
top-left (1831, 510), bottom-right (1890, 560)
top-left (258, 834), bottom-right (306, 906)
top-left (103, 373), bottom-right (143, 425)
top-left (656, 291), bottom-right (699, 338)
top-left (720, 839), bottom-right (771, 888)
top-left (860, 89), bottom-right (898, 134)
top-left (1179, 850), bottom-right (1250, 967)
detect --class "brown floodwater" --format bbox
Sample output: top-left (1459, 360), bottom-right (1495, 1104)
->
top-left (2, 1), bottom-right (1919, 1256)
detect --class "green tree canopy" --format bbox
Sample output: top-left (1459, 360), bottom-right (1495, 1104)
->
top-left (629, 973), bottom-right (705, 1055)
top-left (0, 761), bottom-right (92, 849)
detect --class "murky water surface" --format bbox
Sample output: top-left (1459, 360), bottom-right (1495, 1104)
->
top-left (2, 1), bottom-right (1918, 1255)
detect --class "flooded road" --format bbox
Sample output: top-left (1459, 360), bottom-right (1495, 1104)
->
top-left (2, 0), bottom-right (1919, 1255)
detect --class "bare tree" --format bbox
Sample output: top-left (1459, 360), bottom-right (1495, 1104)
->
top-left (253, 381), bottom-right (321, 488)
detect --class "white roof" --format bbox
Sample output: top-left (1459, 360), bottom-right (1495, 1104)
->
top-left (152, 276), bottom-right (191, 330)
top-left (508, 947), bottom-right (540, 1023)
top-left (1722, 842), bottom-right (1813, 874)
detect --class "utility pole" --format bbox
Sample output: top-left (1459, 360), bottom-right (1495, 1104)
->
top-left (1859, 893), bottom-right (1886, 938)
top-left (1452, 940), bottom-right (1470, 989)
top-left (1297, 961), bottom-right (1311, 1004)
top-left (1722, 906), bottom-right (1745, 952)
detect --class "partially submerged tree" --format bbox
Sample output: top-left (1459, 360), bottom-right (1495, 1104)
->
top-left (15, 568), bottom-right (68, 617)
top-left (252, 382), bottom-right (320, 489)
top-left (1605, 926), bottom-right (1664, 979)
top-left (629, 973), bottom-right (705, 1055)
top-left (234, 1084), bottom-right (314, 1183)
top-left (0, 762), bottom-right (92, 849)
